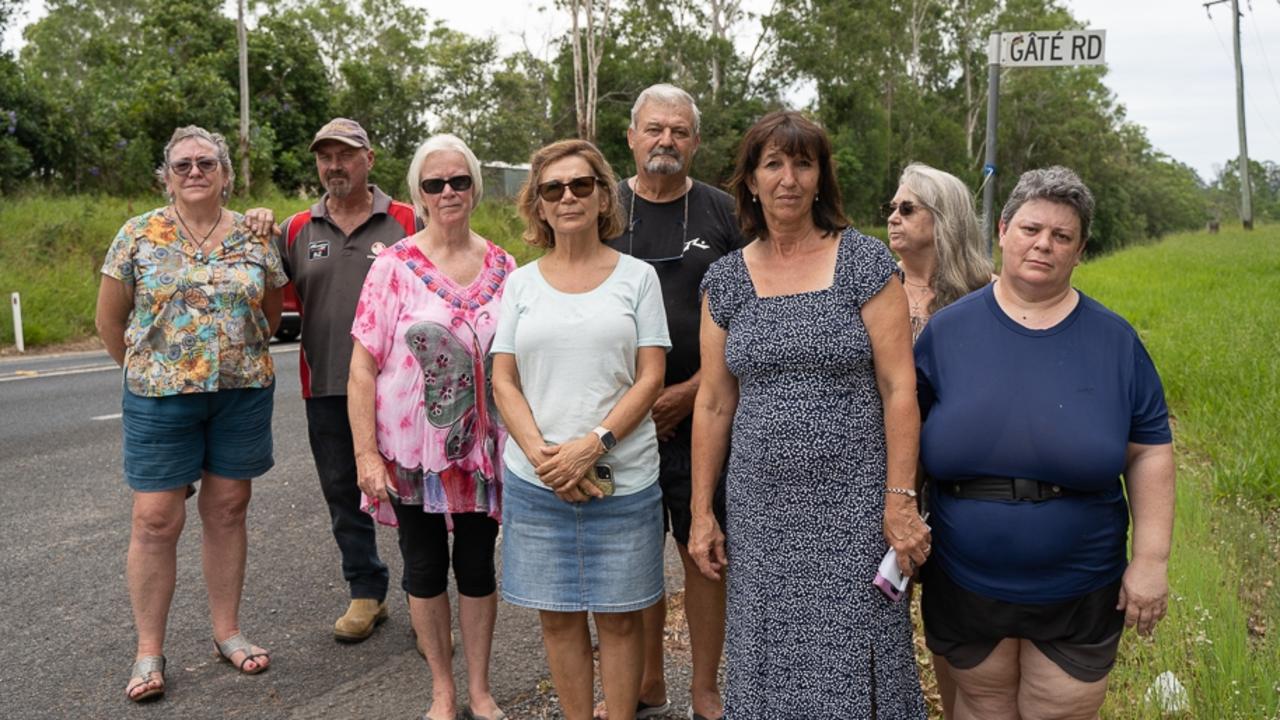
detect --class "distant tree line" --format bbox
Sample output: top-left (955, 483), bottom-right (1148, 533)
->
top-left (0, 0), bottom-right (1270, 253)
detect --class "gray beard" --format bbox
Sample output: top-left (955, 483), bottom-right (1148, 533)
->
top-left (644, 155), bottom-right (683, 175)
top-left (325, 177), bottom-right (353, 199)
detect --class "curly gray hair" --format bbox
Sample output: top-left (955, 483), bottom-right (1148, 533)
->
top-left (999, 166), bottom-right (1095, 242)
top-left (154, 125), bottom-right (235, 202)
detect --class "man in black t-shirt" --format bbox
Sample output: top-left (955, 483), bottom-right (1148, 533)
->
top-left (603, 84), bottom-right (746, 720)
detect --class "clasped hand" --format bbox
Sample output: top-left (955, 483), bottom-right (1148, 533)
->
top-left (534, 435), bottom-right (604, 504)
top-left (883, 496), bottom-right (931, 577)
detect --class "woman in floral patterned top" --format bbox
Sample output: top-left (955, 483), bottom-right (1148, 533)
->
top-left (96, 126), bottom-right (288, 703)
top-left (349, 134), bottom-right (514, 720)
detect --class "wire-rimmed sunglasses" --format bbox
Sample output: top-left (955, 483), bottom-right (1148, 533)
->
top-left (169, 157), bottom-right (220, 176)
top-left (881, 200), bottom-right (921, 219)
top-left (420, 175), bottom-right (473, 194)
top-left (537, 176), bottom-right (600, 202)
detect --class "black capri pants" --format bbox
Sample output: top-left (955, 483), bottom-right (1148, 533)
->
top-left (390, 502), bottom-right (500, 599)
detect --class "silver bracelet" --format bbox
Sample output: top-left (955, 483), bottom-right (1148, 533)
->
top-left (885, 487), bottom-right (918, 498)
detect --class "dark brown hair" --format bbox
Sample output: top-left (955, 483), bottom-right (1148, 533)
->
top-left (517, 139), bottom-right (624, 248)
top-left (728, 110), bottom-right (848, 241)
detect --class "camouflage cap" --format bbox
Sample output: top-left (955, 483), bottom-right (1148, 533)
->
top-left (309, 118), bottom-right (371, 152)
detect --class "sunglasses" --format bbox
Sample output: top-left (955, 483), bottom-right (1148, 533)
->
top-left (170, 157), bottom-right (220, 176)
top-left (420, 175), bottom-right (473, 194)
top-left (881, 200), bottom-right (922, 218)
top-left (537, 176), bottom-right (600, 202)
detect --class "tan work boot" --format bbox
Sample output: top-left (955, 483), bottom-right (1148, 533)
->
top-left (334, 598), bottom-right (388, 642)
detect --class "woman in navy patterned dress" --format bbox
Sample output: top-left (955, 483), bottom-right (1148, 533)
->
top-left (688, 111), bottom-right (930, 718)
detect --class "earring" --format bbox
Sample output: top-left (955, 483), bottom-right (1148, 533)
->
top-left (752, 195), bottom-right (758, 204)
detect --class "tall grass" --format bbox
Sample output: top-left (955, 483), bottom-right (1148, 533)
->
top-left (1073, 227), bottom-right (1280, 503)
top-left (0, 193), bottom-right (533, 347)
top-left (1072, 227), bottom-right (1280, 718)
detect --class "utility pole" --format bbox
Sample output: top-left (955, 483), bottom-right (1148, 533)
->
top-left (1206, 0), bottom-right (1254, 229)
top-left (237, 0), bottom-right (251, 197)
top-left (1230, 0), bottom-right (1253, 229)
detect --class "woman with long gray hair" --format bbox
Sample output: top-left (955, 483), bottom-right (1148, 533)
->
top-left (884, 162), bottom-right (993, 341)
top-left (96, 125), bottom-right (287, 702)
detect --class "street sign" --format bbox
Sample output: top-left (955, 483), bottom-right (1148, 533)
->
top-left (997, 30), bottom-right (1106, 67)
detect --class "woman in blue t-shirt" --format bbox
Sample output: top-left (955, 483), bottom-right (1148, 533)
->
top-left (914, 166), bottom-right (1175, 719)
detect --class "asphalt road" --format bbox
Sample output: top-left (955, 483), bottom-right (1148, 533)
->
top-left (0, 344), bottom-right (689, 720)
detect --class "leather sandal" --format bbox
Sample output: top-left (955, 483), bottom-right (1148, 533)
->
top-left (213, 633), bottom-right (270, 674)
top-left (125, 655), bottom-right (165, 702)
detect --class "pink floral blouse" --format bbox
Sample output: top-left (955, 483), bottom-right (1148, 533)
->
top-left (351, 238), bottom-right (515, 525)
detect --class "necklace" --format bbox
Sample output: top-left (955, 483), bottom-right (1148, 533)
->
top-left (174, 205), bottom-right (223, 259)
top-left (626, 180), bottom-right (689, 263)
top-left (904, 280), bottom-right (933, 316)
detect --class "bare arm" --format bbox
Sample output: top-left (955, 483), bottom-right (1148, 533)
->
top-left (863, 279), bottom-right (929, 577)
top-left (688, 296), bottom-right (738, 581)
top-left (533, 346), bottom-right (668, 493)
top-left (348, 341), bottom-right (393, 502)
top-left (95, 275), bottom-right (133, 367)
top-left (1118, 441), bottom-right (1176, 636)
top-left (263, 285), bottom-right (283, 336)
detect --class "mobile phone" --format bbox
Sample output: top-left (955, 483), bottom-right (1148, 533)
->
top-left (585, 463), bottom-right (615, 496)
top-left (874, 549), bottom-right (910, 602)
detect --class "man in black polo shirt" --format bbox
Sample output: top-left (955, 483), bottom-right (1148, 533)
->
top-left (275, 118), bottom-right (419, 642)
top-left (602, 85), bottom-right (746, 720)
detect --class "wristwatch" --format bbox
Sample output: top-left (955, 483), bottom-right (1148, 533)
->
top-left (592, 426), bottom-right (617, 452)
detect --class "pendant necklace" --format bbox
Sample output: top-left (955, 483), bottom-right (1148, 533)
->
top-left (175, 206), bottom-right (224, 261)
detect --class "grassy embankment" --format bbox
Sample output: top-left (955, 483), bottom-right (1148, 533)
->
top-left (1072, 227), bottom-right (1279, 719)
top-left (2, 197), bottom-right (1276, 716)
top-left (0, 193), bottom-right (532, 347)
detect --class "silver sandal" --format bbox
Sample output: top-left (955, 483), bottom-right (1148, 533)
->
top-left (213, 633), bottom-right (270, 675)
top-left (126, 655), bottom-right (165, 702)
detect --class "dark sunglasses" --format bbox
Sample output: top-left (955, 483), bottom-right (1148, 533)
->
top-left (537, 176), bottom-right (599, 202)
top-left (420, 175), bottom-right (473, 194)
top-left (169, 157), bottom-right (220, 176)
top-left (881, 200), bottom-right (921, 218)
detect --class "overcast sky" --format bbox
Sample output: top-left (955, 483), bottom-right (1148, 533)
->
top-left (5, 0), bottom-right (1279, 181)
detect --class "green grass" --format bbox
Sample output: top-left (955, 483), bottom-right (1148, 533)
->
top-left (1070, 226), bottom-right (1280, 718)
top-left (0, 193), bottom-right (535, 347)
top-left (1073, 227), bottom-right (1280, 503)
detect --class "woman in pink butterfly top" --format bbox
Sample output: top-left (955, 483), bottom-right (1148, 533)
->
top-left (349, 134), bottom-right (515, 720)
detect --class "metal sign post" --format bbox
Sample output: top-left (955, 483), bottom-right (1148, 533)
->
top-left (981, 30), bottom-right (1107, 257)
top-left (10, 292), bottom-right (24, 353)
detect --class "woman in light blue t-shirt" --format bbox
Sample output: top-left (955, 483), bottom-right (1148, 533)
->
top-left (491, 139), bottom-right (671, 720)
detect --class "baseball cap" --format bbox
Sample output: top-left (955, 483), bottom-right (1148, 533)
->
top-left (309, 118), bottom-right (371, 152)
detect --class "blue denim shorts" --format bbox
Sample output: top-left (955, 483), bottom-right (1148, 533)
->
top-left (500, 468), bottom-right (664, 613)
top-left (121, 384), bottom-right (275, 492)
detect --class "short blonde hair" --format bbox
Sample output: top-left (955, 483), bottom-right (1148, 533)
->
top-left (517, 139), bottom-right (624, 248)
top-left (406, 133), bottom-right (484, 222)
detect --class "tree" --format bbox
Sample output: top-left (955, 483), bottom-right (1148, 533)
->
top-left (566, 0), bottom-right (613, 141)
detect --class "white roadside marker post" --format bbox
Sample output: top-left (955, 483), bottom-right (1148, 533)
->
top-left (11, 292), bottom-right (24, 353)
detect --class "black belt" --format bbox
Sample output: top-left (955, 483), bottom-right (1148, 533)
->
top-left (939, 476), bottom-right (1098, 502)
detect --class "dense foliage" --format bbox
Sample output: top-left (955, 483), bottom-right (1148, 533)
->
top-left (0, 0), bottom-right (1262, 252)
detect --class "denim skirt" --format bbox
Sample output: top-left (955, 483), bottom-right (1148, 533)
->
top-left (501, 468), bottom-right (664, 613)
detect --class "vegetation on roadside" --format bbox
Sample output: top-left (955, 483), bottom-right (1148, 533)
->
top-left (0, 193), bottom-right (529, 347)
top-left (1072, 226), bottom-right (1280, 718)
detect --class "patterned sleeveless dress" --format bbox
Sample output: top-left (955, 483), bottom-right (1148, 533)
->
top-left (699, 228), bottom-right (926, 719)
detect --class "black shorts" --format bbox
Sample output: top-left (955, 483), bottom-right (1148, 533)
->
top-left (657, 431), bottom-right (727, 546)
top-left (920, 562), bottom-right (1125, 683)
